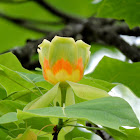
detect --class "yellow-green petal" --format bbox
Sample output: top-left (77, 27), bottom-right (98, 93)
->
top-left (49, 36), bottom-right (77, 67)
top-left (76, 40), bottom-right (91, 68)
top-left (37, 39), bottom-right (50, 67)
top-left (67, 81), bottom-right (109, 100)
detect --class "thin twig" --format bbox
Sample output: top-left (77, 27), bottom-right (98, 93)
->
top-left (1, 16), bottom-right (140, 64)
top-left (0, 0), bottom-right (33, 4)
top-left (37, 124), bottom-right (55, 135)
top-left (35, 0), bottom-right (83, 23)
top-left (0, 12), bottom-right (50, 34)
top-left (0, 12), bottom-right (63, 26)
top-left (24, 19), bottom-right (64, 25)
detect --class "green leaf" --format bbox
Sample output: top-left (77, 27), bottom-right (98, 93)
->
top-left (105, 127), bottom-right (127, 140)
top-left (8, 89), bottom-right (47, 104)
top-left (96, 0), bottom-right (140, 28)
top-left (0, 53), bottom-right (29, 72)
top-left (87, 56), bottom-right (140, 97)
top-left (0, 64), bottom-right (34, 96)
top-left (72, 138), bottom-right (88, 140)
top-left (0, 100), bottom-right (24, 116)
top-left (0, 17), bottom-right (43, 53)
top-left (0, 53), bottom-right (52, 96)
top-left (0, 112), bottom-right (17, 124)
top-left (65, 87), bottom-right (75, 106)
top-left (11, 127), bottom-right (37, 140)
top-left (16, 72), bottom-right (45, 83)
top-left (20, 117), bottom-right (52, 132)
top-left (79, 76), bottom-right (116, 92)
top-left (0, 129), bottom-right (10, 140)
top-left (59, 125), bottom-right (93, 140)
top-left (0, 0), bottom-right (30, 3)
top-left (16, 72), bottom-right (52, 91)
top-left (65, 126), bottom-right (92, 140)
top-left (17, 97), bottom-right (139, 130)
top-left (0, 0), bottom-right (61, 52)
top-left (47, 0), bottom-right (94, 18)
top-left (106, 127), bottom-right (140, 140)
top-left (24, 83), bottom-right (59, 110)
top-left (119, 127), bottom-right (140, 140)
top-left (0, 87), bottom-right (7, 99)
top-left (67, 81), bottom-right (109, 101)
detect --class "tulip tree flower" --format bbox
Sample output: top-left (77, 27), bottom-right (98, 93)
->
top-left (37, 36), bottom-right (91, 132)
top-left (25, 36), bottom-right (109, 110)
top-left (37, 36), bottom-right (91, 84)
top-left (24, 36), bottom-right (109, 134)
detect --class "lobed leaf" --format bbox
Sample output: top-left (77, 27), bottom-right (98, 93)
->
top-left (0, 112), bottom-right (17, 124)
top-left (17, 97), bottom-right (139, 130)
top-left (96, 0), bottom-right (140, 28)
top-left (0, 53), bottom-right (52, 96)
top-left (0, 100), bottom-right (24, 116)
top-left (87, 56), bottom-right (140, 97)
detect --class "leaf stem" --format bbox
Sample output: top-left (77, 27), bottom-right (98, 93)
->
top-left (60, 84), bottom-right (67, 107)
top-left (37, 124), bottom-right (55, 135)
top-left (52, 82), bottom-right (68, 140)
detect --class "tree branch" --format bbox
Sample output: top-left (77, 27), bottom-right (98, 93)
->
top-left (86, 123), bottom-right (114, 140)
top-left (52, 131), bottom-right (59, 140)
top-left (35, 0), bottom-right (83, 23)
top-left (27, 19), bottom-right (64, 26)
top-left (1, 17), bottom-right (140, 70)
top-left (113, 24), bottom-right (140, 37)
top-left (81, 19), bottom-right (140, 62)
top-left (0, 22), bottom-right (84, 70)
top-left (88, 17), bottom-right (140, 37)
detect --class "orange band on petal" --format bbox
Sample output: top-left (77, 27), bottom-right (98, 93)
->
top-left (43, 58), bottom-right (50, 80)
top-left (43, 72), bottom-right (48, 80)
top-left (44, 58), bottom-right (50, 70)
top-left (76, 57), bottom-right (84, 78)
top-left (52, 58), bottom-right (73, 75)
